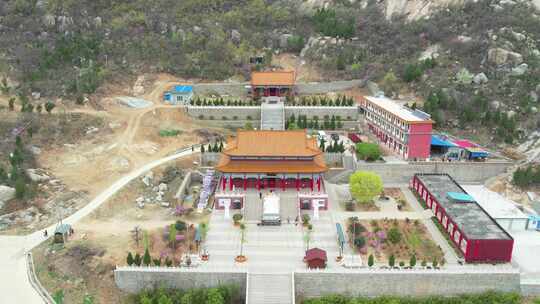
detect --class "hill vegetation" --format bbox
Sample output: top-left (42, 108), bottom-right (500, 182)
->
top-left (1, 0), bottom-right (539, 144)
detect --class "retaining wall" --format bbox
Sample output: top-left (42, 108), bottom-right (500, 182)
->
top-left (285, 106), bottom-right (358, 121)
top-left (114, 267), bottom-right (247, 296)
top-left (201, 152), bottom-right (221, 166)
top-left (295, 268), bottom-right (520, 298)
top-left (186, 106), bottom-right (261, 120)
top-left (355, 161), bottom-right (512, 184)
top-left (185, 106), bottom-right (359, 129)
top-left (324, 153), bottom-right (343, 168)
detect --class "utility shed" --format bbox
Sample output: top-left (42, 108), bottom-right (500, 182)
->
top-left (411, 174), bottom-right (514, 263)
top-left (463, 185), bottom-right (529, 232)
top-left (163, 85), bottom-right (193, 105)
top-left (54, 223), bottom-right (71, 244)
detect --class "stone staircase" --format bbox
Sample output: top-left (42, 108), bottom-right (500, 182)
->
top-left (260, 102), bottom-right (285, 130)
top-left (248, 273), bottom-right (293, 304)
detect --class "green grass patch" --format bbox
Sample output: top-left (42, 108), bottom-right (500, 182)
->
top-left (159, 129), bottom-right (182, 137)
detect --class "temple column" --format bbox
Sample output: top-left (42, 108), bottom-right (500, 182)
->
top-left (257, 175), bottom-right (261, 190)
top-left (229, 175), bottom-right (233, 191)
top-left (296, 175), bottom-right (300, 191)
top-left (317, 176), bottom-right (321, 192)
top-left (243, 175), bottom-right (247, 191)
top-left (222, 176), bottom-right (226, 191)
top-left (310, 176), bottom-right (314, 191)
top-left (282, 175), bottom-right (286, 191)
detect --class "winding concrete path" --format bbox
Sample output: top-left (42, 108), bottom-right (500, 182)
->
top-left (0, 146), bottom-right (198, 303)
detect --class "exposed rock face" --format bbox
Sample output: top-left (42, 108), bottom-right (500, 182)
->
top-left (473, 73), bottom-right (489, 85)
top-left (0, 185), bottom-right (15, 202)
top-left (487, 48), bottom-right (523, 65)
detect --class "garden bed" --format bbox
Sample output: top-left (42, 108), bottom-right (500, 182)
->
top-left (384, 187), bottom-right (413, 211)
top-left (347, 218), bottom-right (445, 265)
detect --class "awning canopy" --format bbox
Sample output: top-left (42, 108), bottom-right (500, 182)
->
top-left (453, 139), bottom-right (477, 149)
top-left (447, 191), bottom-right (475, 203)
top-left (431, 135), bottom-right (456, 148)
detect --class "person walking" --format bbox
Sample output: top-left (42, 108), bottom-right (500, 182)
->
top-left (259, 192), bottom-right (262, 199)
top-left (43, 230), bottom-right (48, 237)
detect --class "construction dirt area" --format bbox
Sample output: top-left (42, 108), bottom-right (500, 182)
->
top-left (32, 154), bottom-right (212, 303)
top-left (0, 74), bottom-right (226, 234)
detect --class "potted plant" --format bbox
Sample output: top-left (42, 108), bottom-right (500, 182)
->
top-left (233, 213), bottom-right (243, 226)
top-left (302, 214), bottom-right (311, 227)
top-left (235, 223), bottom-right (248, 263)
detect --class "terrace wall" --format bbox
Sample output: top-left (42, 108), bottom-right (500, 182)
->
top-left (185, 106), bottom-right (359, 129)
top-left (114, 266), bottom-right (247, 296)
top-left (357, 161), bottom-right (512, 184)
top-left (295, 268), bottom-right (520, 298)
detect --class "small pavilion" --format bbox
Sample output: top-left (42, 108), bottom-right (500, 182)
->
top-left (304, 248), bottom-right (327, 269)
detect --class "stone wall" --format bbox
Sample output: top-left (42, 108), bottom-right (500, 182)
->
top-left (185, 105), bottom-right (359, 130)
top-left (324, 153), bottom-right (343, 168)
top-left (201, 152), bottom-right (222, 166)
top-left (353, 161), bottom-right (513, 184)
top-left (295, 268), bottom-right (520, 298)
top-left (114, 267), bottom-right (247, 296)
top-left (186, 106), bottom-right (261, 120)
top-left (285, 106), bottom-right (358, 121)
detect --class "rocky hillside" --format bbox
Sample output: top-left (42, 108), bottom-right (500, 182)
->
top-left (0, 0), bottom-right (539, 147)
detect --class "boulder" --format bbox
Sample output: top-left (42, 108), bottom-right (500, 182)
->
top-left (531, 106), bottom-right (538, 114)
top-left (30, 146), bottom-right (42, 155)
top-left (0, 185), bottom-right (15, 202)
top-left (473, 73), bottom-right (489, 84)
top-left (507, 110), bottom-right (517, 118)
top-left (490, 100), bottom-right (502, 110)
top-left (367, 81), bottom-right (384, 97)
top-left (231, 29), bottom-right (241, 44)
top-left (160, 201), bottom-right (171, 208)
top-left (158, 183), bottom-right (168, 192)
top-left (488, 48), bottom-right (523, 65)
top-left (456, 35), bottom-right (472, 43)
top-left (511, 63), bottom-right (528, 76)
top-left (530, 91), bottom-right (538, 103)
top-left (25, 169), bottom-right (50, 182)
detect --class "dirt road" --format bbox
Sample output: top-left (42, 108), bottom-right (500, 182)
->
top-left (0, 146), bottom-right (199, 304)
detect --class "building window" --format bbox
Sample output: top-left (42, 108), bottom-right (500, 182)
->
top-left (454, 230), bottom-right (461, 244)
top-left (460, 239), bottom-right (468, 253)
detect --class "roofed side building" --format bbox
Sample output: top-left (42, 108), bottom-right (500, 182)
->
top-left (250, 70), bottom-right (296, 98)
top-left (358, 96), bottom-right (433, 160)
top-left (411, 173), bottom-right (514, 263)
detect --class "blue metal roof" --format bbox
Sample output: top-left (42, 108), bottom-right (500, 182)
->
top-left (447, 192), bottom-right (475, 202)
top-left (174, 85), bottom-right (193, 93)
top-left (431, 135), bottom-right (456, 147)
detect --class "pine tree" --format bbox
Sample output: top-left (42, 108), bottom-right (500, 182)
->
top-left (134, 253), bottom-right (142, 266)
top-left (368, 254), bottom-right (374, 267)
top-left (389, 254), bottom-right (395, 267)
top-left (200, 145), bottom-right (205, 153)
top-left (127, 252), bottom-right (134, 266)
top-left (410, 254), bottom-right (417, 267)
top-left (8, 98), bottom-right (15, 111)
top-left (143, 248), bottom-right (151, 266)
top-left (219, 141), bottom-right (224, 152)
